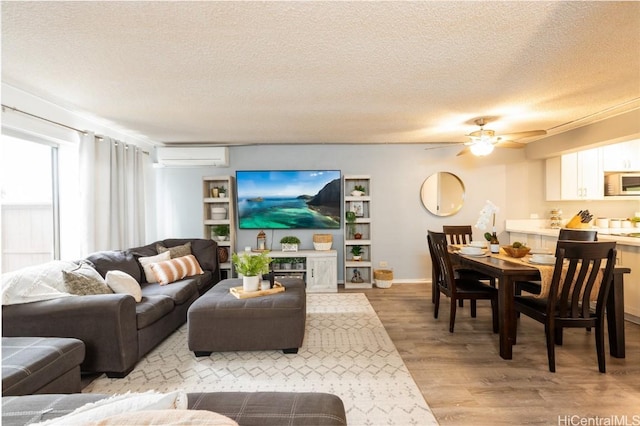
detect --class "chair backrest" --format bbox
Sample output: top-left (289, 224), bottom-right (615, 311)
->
top-left (549, 241), bottom-right (616, 319)
top-left (427, 230), bottom-right (457, 295)
top-left (558, 228), bottom-right (598, 241)
top-left (442, 225), bottom-right (473, 245)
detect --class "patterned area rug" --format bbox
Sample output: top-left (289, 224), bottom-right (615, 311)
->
top-left (83, 293), bottom-right (438, 425)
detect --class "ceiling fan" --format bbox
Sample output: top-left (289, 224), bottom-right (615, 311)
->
top-left (427, 118), bottom-right (547, 156)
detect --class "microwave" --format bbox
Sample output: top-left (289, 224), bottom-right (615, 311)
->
top-left (605, 173), bottom-right (640, 196)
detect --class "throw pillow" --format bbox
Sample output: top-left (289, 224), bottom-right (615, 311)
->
top-left (30, 391), bottom-right (187, 426)
top-left (156, 242), bottom-right (192, 259)
top-left (138, 251), bottom-right (171, 283)
top-left (63, 262), bottom-right (113, 296)
top-left (1, 260), bottom-right (77, 305)
top-left (105, 271), bottom-right (142, 302)
top-left (150, 254), bottom-right (204, 286)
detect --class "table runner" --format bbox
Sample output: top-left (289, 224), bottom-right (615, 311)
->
top-left (488, 251), bottom-right (604, 301)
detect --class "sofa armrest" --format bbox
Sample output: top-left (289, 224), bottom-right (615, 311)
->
top-left (2, 294), bottom-right (138, 375)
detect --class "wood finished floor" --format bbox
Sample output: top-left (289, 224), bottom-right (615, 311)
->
top-left (342, 283), bottom-right (640, 425)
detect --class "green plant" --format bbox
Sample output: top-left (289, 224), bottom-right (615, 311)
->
top-left (231, 251), bottom-right (272, 277)
top-left (280, 236), bottom-right (301, 244)
top-left (630, 216), bottom-right (640, 223)
top-left (214, 224), bottom-right (230, 237)
top-left (345, 211), bottom-right (357, 238)
top-left (354, 184), bottom-right (366, 193)
top-left (350, 245), bottom-right (363, 256)
top-left (217, 186), bottom-right (226, 194)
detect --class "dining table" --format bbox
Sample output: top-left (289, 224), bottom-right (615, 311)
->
top-left (450, 248), bottom-right (631, 360)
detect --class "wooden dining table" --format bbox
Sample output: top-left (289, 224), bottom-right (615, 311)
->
top-left (451, 250), bottom-right (631, 360)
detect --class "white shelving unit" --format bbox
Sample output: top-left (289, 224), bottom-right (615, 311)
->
top-left (343, 175), bottom-right (372, 289)
top-left (203, 176), bottom-right (235, 279)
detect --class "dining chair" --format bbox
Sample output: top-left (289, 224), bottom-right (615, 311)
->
top-left (514, 240), bottom-right (616, 373)
top-left (442, 225), bottom-right (496, 306)
top-left (516, 228), bottom-right (598, 295)
top-left (427, 230), bottom-right (499, 333)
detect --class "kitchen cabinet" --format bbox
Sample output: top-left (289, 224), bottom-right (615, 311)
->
top-left (602, 139), bottom-right (640, 171)
top-left (546, 148), bottom-right (603, 201)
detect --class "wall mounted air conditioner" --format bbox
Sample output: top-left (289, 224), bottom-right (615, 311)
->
top-left (155, 146), bottom-right (229, 167)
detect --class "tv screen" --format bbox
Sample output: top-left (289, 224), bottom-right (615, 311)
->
top-left (236, 170), bottom-right (341, 229)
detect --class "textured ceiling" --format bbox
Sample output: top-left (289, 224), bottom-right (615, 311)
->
top-left (2, 1), bottom-right (639, 146)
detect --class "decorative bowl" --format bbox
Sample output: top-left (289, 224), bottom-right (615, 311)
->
top-left (502, 246), bottom-right (531, 258)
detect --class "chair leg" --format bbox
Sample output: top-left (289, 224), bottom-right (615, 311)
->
top-left (490, 297), bottom-right (499, 333)
top-left (554, 327), bottom-right (563, 345)
top-left (459, 299), bottom-right (464, 307)
top-left (595, 325), bottom-right (606, 373)
top-left (545, 323), bottom-right (556, 373)
top-left (470, 300), bottom-right (477, 317)
top-left (449, 298), bottom-right (457, 333)
top-left (434, 289), bottom-right (441, 319)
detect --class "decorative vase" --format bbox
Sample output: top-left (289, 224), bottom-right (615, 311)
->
top-left (242, 275), bottom-right (260, 292)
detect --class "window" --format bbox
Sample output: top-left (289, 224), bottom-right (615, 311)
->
top-left (1, 135), bottom-right (58, 272)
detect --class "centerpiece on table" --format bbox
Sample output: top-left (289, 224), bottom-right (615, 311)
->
top-left (232, 251), bottom-right (272, 292)
top-left (475, 200), bottom-right (500, 253)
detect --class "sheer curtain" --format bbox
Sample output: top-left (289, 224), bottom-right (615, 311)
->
top-left (79, 132), bottom-right (148, 254)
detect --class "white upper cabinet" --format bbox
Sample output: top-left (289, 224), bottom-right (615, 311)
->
top-left (602, 139), bottom-right (640, 171)
top-left (546, 148), bottom-right (603, 201)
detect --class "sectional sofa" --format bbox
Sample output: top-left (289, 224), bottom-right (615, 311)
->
top-left (2, 238), bottom-right (220, 378)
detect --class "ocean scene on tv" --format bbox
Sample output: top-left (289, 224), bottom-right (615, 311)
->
top-left (236, 170), bottom-right (341, 229)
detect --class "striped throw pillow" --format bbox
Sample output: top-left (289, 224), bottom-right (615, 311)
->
top-left (150, 255), bottom-right (204, 285)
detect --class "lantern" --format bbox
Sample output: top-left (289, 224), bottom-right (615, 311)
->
top-left (257, 230), bottom-right (267, 251)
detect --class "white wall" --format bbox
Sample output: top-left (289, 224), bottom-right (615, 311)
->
top-left (153, 144), bottom-right (524, 282)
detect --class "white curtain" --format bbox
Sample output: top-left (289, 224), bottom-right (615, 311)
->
top-left (79, 132), bottom-right (148, 254)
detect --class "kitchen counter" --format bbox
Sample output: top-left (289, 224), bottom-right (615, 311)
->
top-left (505, 219), bottom-right (640, 247)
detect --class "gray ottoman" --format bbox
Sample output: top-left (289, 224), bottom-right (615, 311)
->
top-left (2, 337), bottom-right (85, 396)
top-left (188, 278), bottom-right (306, 356)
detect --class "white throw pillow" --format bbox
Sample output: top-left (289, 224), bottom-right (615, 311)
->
top-left (105, 270), bottom-right (142, 302)
top-left (1, 260), bottom-right (76, 305)
top-left (31, 390), bottom-right (188, 426)
top-left (138, 251), bottom-right (171, 283)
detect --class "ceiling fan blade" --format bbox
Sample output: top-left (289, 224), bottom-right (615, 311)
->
top-left (494, 139), bottom-right (525, 149)
top-left (467, 129), bottom-right (495, 138)
top-left (456, 146), bottom-right (471, 156)
top-left (423, 142), bottom-right (465, 150)
top-left (497, 129), bottom-right (547, 140)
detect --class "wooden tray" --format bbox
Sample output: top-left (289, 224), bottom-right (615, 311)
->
top-left (230, 282), bottom-right (285, 299)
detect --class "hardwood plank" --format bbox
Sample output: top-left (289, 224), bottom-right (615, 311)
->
top-left (342, 283), bottom-right (640, 425)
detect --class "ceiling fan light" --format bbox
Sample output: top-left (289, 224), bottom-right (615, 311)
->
top-left (470, 140), bottom-right (494, 156)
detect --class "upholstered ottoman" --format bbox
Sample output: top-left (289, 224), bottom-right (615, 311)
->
top-left (188, 277), bottom-right (306, 356)
top-left (2, 337), bottom-right (85, 396)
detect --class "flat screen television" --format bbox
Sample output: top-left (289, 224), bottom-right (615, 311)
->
top-left (236, 170), bottom-right (341, 229)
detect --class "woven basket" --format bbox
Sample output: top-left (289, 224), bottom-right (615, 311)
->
top-left (313, 234), bottom-right (333, 250)
top-left (374, 269), bottom-right (394, 288)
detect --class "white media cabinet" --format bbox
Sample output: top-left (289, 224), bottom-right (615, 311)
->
top-left (267, 250), bottom-right (338, 293)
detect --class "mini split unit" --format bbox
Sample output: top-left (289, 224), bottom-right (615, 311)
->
top-left (155, 146), bottom-right (229, 167)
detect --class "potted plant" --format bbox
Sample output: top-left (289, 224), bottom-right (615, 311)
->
top-left (217, 186), bottom-right (227, 197)
top-left (345, 211), bottom-right (357, 239)
top-left (293, 257), bottom-right (305, 270)
top-left (213, 224), bottom-right (229, 241)
top-left (351, 185), bottom-right (366, 196)
top-left (280, 258), bottom-right (293, 270)
top-left (350, 245), bottom-right (363, 261)
top-left (631, 216), bottom-right (640, 228)
top-left (231, 251), bottom-right (272, 292)
top-left (280, 235), bottom-right (300, 252)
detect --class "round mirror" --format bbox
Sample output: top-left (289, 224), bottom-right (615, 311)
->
top-left (421, 172), bottom-right (465, 217)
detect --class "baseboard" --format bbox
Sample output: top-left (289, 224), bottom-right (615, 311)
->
top-left (625, 313), bottom-right (640, 325)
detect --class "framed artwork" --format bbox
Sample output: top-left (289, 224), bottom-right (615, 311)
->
top-left (350, 201), bottom-right (364, 217)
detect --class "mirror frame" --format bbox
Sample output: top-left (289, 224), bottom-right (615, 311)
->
top-left (420, 172), bottom-right (465, 217)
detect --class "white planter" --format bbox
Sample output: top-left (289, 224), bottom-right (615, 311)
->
top-left (350, 190), bottom-right (364, 197)
top-left (242, 275), bottom-right (260, 292)
top-left (281, 243), bottom-right (298, 252)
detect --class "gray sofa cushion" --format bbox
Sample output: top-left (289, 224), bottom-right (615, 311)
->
top-left (2, 337), bottom-right (85, 396)
top-left (85, 250), bottom-right (141, 282)
top-left (1, 392), bottom-right (347, 426)
top-left (141, 279), bottom-right (198, 305)
top-left (135, 296), bottom-right (175, 330)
